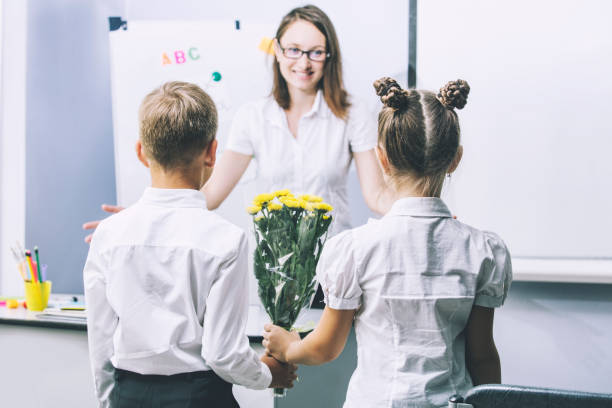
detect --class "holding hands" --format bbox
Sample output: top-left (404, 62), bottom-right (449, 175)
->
top-left (260, 353), bottom-right (298, 389)
top-left (263, 324), bottom-right (301, 363)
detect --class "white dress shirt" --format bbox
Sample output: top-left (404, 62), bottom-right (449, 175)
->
top-left (84, 188), bottom-right (272, 407)
top-left (226, 90), bottom-right (377, 236)
top-left (316, 197), bottom-right (512, 408)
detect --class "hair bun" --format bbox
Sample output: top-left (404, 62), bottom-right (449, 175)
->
top-left (438, 79), bottom-right (470, 110)
top-left (373, 77), bottom-right (409, 110)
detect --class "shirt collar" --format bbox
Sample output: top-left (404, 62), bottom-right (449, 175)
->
top-left (266, 89), bottom-right (331, 128)
top-left (139, 187), bottom-right (207, 208)
top-left (303, 89), bottom-right (329, 118)
top-left (385, 197), bottom-right (452, 218)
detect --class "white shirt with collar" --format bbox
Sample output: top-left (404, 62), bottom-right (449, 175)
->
top-left (316, 197), bottom-right (512, 408)
top-left (84, 188), bottom-right (272, 407)
top-left (225, 90), bottom-right (377, 236)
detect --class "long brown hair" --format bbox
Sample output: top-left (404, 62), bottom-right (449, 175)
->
top-left (272, 5), bottom-right (350, 120)
top-left (373, 77), bottom-right (470, 197)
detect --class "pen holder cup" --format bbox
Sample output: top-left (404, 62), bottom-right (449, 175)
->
top-left (24, 280), bottom-right (52, 311)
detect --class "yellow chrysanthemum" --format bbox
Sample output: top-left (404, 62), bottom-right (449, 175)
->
top-left (303, 202), bottom-right (314, 211)
top-left (314, 202), bottom-right (333, 212)
top-left (246, 205), bottom-right (262, 215)
top-left (273, 189), bottom-right (291, 197)
top-left (267, 203), bottom-right (283, 211)
top-left (323, 215), bottom-right (330, 220)
top-left (279, 196), bottom-right (294, 205)
top-left (298, 194), bottom-right (321, 202)
top-left (282, 198), bottom-right (302, 209)
top-left (253, 193), bottom-right (275, 205)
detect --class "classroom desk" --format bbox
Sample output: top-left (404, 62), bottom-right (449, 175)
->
top-left (0, 298), bottom-right (356, 407)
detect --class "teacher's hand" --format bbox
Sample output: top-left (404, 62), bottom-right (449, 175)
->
top-left (82, 204), bottom-right (124, 243)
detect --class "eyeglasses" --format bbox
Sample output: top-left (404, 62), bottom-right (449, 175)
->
top-left (278, 44), bottom-right (330, 62)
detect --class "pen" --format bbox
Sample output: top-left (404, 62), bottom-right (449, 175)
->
top-left (17, 262), bottom-right (27, 281)
top-left (25, 250), bottom-right (38, 284)
top-left (34, 246), bottom-right (42, 283)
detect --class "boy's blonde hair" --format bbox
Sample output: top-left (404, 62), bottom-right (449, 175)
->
top-left (138, 81), bottom-right (217, 170)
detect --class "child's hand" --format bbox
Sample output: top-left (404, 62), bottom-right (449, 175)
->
top-left (260, 354), bottom-right (298, 389)
top-left (262, 324), bottom-right (301, 363)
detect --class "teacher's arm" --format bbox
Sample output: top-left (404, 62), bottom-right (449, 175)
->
top-left (353, 149), bottom-right (394, 215)
top-left (202, 150), bottom-right (252, 210)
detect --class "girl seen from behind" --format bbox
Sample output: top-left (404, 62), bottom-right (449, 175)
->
top-left (263, 77), bottom-right (512, 407)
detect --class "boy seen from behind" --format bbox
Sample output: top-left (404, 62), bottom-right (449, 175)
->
top-left (84, 81), bottom-right (296, 408)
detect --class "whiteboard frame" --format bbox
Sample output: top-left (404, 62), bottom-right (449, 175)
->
top-left (512, 258), bottom-right (612, 284)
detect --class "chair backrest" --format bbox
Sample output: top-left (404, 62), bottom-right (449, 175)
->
top-left (448, 384), bottom-right (612, 408)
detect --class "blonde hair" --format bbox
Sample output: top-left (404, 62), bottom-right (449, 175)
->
top-left (272, 4), bottom-right (350, 119)
top-left (139, 81), bottom-right (217, 170)
top-left (373, 77), bottom-right (470, 196)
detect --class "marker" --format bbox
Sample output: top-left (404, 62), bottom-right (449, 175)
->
top-left (41, 264), bottom-right (48, 282)
top-left (16, 241), bottom-right (26, 260)
top-left (17, 262), bottom-right (27, 281)
top-left (9, 246), bottom-right (27, 281)
top-left (9, 246), bottom-right (21, 263)
top-left (25, 250), bottom-right (38, 284)
top-left (34, 246), bottom-right (42, 283)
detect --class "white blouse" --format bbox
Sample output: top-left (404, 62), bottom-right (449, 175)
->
top-left (84, 188), bottom-right (272, 407)
top-left (316, 197), bottom-right (512, 408)
top-left (226, 90), bottom-right (377, 236)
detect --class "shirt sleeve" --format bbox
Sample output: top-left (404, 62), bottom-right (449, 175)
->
top-left (346, 100), bottom-right (378, 153)
top-left (316, 230), bottom-right (362, 310)
top-left (201, 232), bottom-right (272, 390)
top-left (474, 231), bottom-right (513, 308)
top-left (83, 233), bottom-right (118, 408)
top-left (225, 104), bottom-right (255, 156)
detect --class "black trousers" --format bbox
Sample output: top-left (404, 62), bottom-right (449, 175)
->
top-left (110, 368), bottom-right (240, 408)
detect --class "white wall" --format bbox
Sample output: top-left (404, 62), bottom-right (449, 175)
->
top-left (0, 0), bottom-right (26, 296)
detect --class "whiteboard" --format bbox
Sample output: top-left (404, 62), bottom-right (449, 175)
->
top-left (417, 1), bottom-right (612, 282)
top-left (109, 7), bottom-right (408, 213)
top-left (109, 20), bottom-right (275, 209)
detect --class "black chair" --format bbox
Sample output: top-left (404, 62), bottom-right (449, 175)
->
top-left (448, 384), bottom-right (612, 408)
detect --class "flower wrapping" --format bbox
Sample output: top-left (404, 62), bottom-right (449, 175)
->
top-left (247, 190), bottom-right (333, 331)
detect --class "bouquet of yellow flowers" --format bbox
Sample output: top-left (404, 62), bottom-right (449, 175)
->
top-left (247, 190), bottom-right (333, 332)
